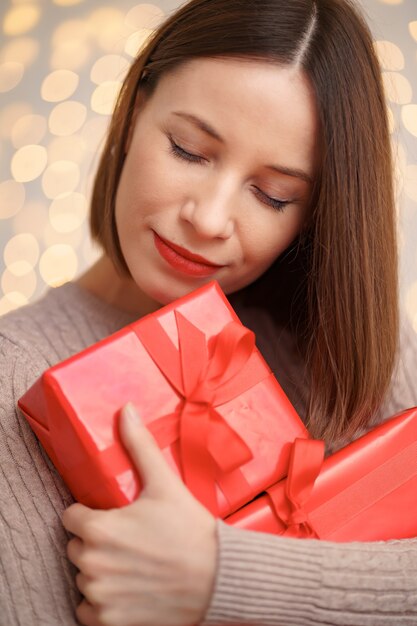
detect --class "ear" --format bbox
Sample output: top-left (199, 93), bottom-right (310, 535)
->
top-left (125, 87), bottom-right (148, 154)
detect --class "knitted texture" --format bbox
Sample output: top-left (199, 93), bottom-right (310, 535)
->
top-left (0, 282), bottom-right (416, 625)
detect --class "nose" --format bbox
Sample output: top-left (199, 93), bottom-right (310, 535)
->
top-left (179, 178), bottom-right (235, 240)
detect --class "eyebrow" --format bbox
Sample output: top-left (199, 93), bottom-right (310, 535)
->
top-left (171, 110), bottom-right (313, 184)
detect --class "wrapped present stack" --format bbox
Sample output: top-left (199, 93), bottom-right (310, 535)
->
top-left (19, 280), bottom-right (417, 542)
top-left (18, 281), bottom-right (307, 517)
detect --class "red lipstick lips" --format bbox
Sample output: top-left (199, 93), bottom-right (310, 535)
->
top-left (153, 232), bottom-right (224, 277)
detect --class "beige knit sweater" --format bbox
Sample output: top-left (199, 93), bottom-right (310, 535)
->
top-left (1, 282), bottom-right (417, 626)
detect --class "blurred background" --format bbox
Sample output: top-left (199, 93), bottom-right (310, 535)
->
top-left (0, 0), bottom-right (416, 323)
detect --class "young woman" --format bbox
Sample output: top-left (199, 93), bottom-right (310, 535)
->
top-left (1, 0), bottom-right (416, 624)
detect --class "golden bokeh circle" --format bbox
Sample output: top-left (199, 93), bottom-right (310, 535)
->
top-left (1, 267), bottom-right (37, 299)
top-left (13, 201), bottom-right (48, 239)
top-left (11, 144), bottom-right (48, 182)
top-left (41, 160), bottom-right (80, 199)
top-left (48, 100), bottom-right (87, 136)
top-left (409, 21), bottom-right (417, 43)
top-left (374, 40), bottom-right (404, 71)
top-left (11, 113), bottom-right (47, 148)
top-left (401, 105), bottom-right (417, 139)
top-left (406, 281), bottom-right (417, 326)
top-left (39, 244), bottom-right (78, 287)
top-left (88, 8), bottom-right (126, 53)
top-left (125, 3), bottom-right (165, 30)
top-left (3, 5), bottom-right (41, 36)
top-left (47, 135), bottom-right (86, 163)
top-left (50, 41), bottom-right (91, 71)
top-left (53, 0), bottom-right (85, 5)
top-left (0, 180), bottom-right (25, 220)
top-left (404, 165), bottom-right (417, 204)
top-left (41, 69), bottom-right (80, 102)
top-left (0, 292), bottom-right (28, 316)
top-left (43, 222), bottom-right (84, 249)
top-left (0, 37), bottom-right (39, 67)
top-left (0, 61), bottom-right (24, 93)
top-left (91, 81), bottom-right (121, 115)
top-left (382, 72), bottom-right (412, 105)
top-left (80, 116), bottom-right (109, 153)
top-left (125, 29), bottom-right (154, 58)
top-left (4, 232), bottom-right (40, 267)
top-left (49, 192), bottom-right (88, 233)
top-left (90, 54), bottom-right (130, 85)
top-left (0, 102), bottom-right (32, 140)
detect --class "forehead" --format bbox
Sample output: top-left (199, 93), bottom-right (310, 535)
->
top-left (143, 57), bottom-right (319, 176)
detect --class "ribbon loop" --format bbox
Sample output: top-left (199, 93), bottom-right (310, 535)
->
top-left (133, 308), bottom-right (268, 514)
top-left (267, 438), bottom-right (325, 538)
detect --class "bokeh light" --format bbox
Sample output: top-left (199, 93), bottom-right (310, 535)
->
top-left (41, 161), bottom-right (80, 199)
top-left (401, 105), bottom-right (417, 139)
top-left (90, 54), bottom-right (130, 84)
top-left (404, 165), bottom-right (417, 204)
top-left (0, 37), bottom-right (39, 67)
top-left (53, 0), bottom-right (85, 6)
top-left (125, 29), bottom-right (154, 57)
top-left (382, 72), bottom-right (412, 105)
top-left (1, 0), bottom-right (416, 318)
top-left (47, 135), bottom-right (86, 163)
top-left (0, 292), bottom-right (28, 316)
top-left (41, 70), bottom-right (80, 102)
top-left (3, 5), bottom-right (41, 36)
top-left (88, 8), bottom-right (126, 53)
top-left (0, 61), bottom-right (24, 92)
top-left (39, 244), bottom-right (78, 286)
top-left (49, 192), bottom-right (88, 233)
top-left (11, 114), bottom-right (47, 148)
top-left (0, 102), bottom-right (32, 140)
top-left (125, 4), bottom-right (165, 29)
top-left (91, 81), bottom-right (121, 115)
top-left (374, 40), bottom-right (404, 71)
top-left (13, 201), bottom-right (48, 239)
top-left (0, 180), bottom-right (25, 220)
top-left (1, 267), bottom-right (37, 299)
top-left (48, 101), bottom-right (87, 136)
top-left (3, 233), bottom-right (39, 268)
top-left (11, 145), bottom-right (48, 182)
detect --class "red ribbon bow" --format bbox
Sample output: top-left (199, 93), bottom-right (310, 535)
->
top-left (134, 311), bottom-right (269, 515)
top-left (267, 438), bottom-right (325, 538)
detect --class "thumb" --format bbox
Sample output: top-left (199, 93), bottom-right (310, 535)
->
top-left (119, 402), bottom-right (185, 496)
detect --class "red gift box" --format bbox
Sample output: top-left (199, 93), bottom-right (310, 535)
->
top-left (18, 281), bottom-right (307, 516)
top-left (226, 407), bottom-right (417, 541)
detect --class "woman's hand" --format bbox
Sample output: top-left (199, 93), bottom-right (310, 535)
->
top-left (62, 403), bottom-right (217, 626)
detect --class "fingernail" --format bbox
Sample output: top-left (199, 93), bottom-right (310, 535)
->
top-left (123, 402), bottom-right (141, 424)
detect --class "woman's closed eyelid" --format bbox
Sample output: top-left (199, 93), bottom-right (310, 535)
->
top-left (168, 135), bottom-right (208, 162)
top-left (167, 134), bottom-right (296, 212)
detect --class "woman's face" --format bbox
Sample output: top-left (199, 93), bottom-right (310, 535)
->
top-left (115, 57), bottom-right (318, 306)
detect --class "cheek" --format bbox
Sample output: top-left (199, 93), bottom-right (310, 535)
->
top-left (243, 209), bottom-right (305, 267)
top-left (116, 145), bottom-right (191, 224)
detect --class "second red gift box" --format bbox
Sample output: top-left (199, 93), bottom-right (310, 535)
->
top-left (226, 407), bottom-right (417, 541)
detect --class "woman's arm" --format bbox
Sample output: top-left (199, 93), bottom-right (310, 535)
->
top-left (204, 522), bottom-right (417, 626)
top-left (64, 402), bottom-right (417, 626)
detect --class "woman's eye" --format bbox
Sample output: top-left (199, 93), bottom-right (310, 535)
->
top-left (168, 137), bottom-right (206, 164)
top-left (253, 186), bottom-right (291, 213)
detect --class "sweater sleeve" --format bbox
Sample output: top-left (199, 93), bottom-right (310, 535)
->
top-left (0, 335), bottom-right (80, 626)
top-left (202, 521), bottom-right (417, 626)
top-left (202, 318), bottom-right (417, 626)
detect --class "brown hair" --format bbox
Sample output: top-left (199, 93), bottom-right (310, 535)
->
top-left (90, 0), bottom-right (398, 445)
